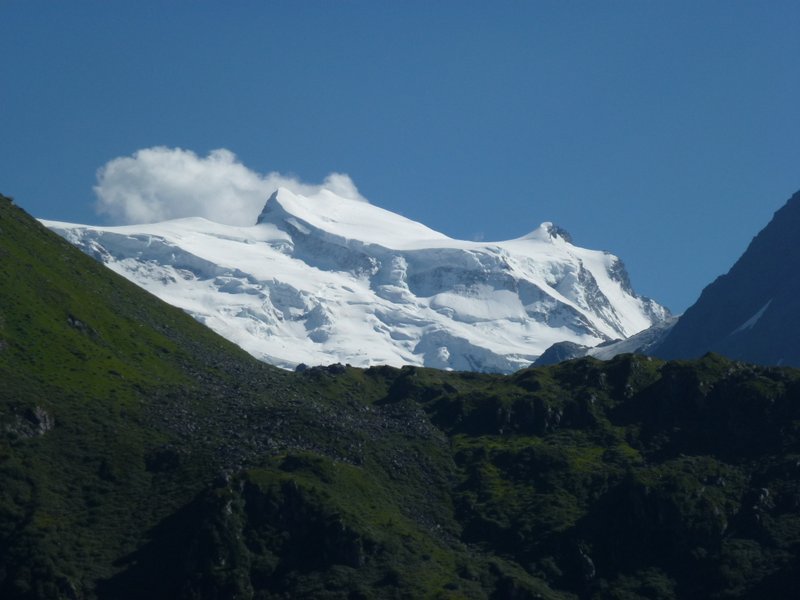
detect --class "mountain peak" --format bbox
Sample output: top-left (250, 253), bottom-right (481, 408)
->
top-left (256, 186), bottom-right (450, 249)
top-left (255, 188), bottom-right (284, 225)
top-left (519, 222), bottom-right (573, 244)
top-left (654, 188), bottom-right (800, 366)
top-left (543, 222), bottom-right (573, 243)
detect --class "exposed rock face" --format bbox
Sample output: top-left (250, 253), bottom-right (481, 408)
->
top-left (654, 190), bottom-right (800, 366)
top-left (4, 405), bottom-right (55, 439)
top-left (533, 340), bottom-right (590, 366)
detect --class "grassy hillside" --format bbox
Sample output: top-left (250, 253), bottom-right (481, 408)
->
top-left (0, 192), bottom-right (287, 596)
top-left (2, 193), bottom-right (800, 599)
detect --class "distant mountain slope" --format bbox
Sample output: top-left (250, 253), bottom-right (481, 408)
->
top-left (44, 187), bottom-right (667, 372)
top-left (655, 190), bottom-right (800, 366)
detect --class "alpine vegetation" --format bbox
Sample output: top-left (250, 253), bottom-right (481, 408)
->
top-left (4, 192), bottom-right (800, 599)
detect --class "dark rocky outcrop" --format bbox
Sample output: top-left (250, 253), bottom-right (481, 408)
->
top-left (534, 340), bottom-right (591, 366)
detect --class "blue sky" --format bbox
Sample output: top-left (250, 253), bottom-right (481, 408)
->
top-left (1, 1), bottom-right (798, 313)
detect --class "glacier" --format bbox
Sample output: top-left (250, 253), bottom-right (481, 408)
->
top-left (43, 187), bottom-right (668, 373)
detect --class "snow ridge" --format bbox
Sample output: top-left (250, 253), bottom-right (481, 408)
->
top-left (44, 187), bottom-right (668, 373)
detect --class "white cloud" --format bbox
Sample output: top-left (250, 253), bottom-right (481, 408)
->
top-left (94, 146), bottom-right (367, 226)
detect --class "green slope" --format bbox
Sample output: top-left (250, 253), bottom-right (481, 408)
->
top-left (3, 193), bottom-right (800, 599)
top-left (0, 192), bottom-right (287, 596)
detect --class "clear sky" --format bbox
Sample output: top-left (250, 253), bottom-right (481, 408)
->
top-left (2, 1), bottom-right (798, 313)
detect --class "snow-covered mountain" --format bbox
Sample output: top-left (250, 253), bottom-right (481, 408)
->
top-left (44, 188), bottom-right (668, 373)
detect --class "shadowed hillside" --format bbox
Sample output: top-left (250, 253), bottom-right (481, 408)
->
top-left (656, 190), bottom-right (800, 366)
